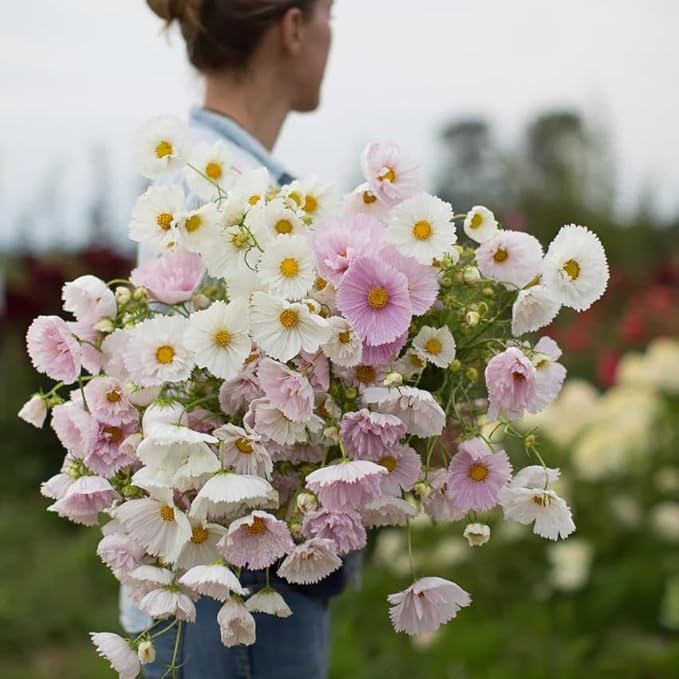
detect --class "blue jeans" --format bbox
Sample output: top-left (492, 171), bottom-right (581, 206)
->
top-left (142, 571), bottom-right (330, 679)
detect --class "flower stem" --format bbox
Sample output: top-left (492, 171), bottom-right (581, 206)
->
top-left (406, 519), bottom-right (417, 581)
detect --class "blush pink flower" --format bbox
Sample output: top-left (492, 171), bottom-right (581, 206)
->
top-left (380, 246), bottom-right (439, 315)
top-left (62, 275), bottom-right (116, 325)
top-left (309, 214), bottom-right (386, 286)
top-left (305, 459), bottom-right (387, 511)
top-left (294, 350), bottom-right (330, 391)
top-left (528, 336), bottom-right (567, 413)
top-left (83, 377), bottom-right (139, 426)
top-left (40, 471), bottom-right (75, 500)
top-left (276, 537), bottom-right (342, 585)
top-left (447, 437), bottom-right (512, 512)
top-left (485, 347), bottom-right (538, 421)
top-left (26, 315), bottom-right (82, 384)
top-left (51, 401), bottom-right (93, 458)
top-left (336, 256), bottom-right (412, 347)
top-left (340, 409), bottom-right (407, 461)
top-left (377, 444), bottom-right (422, 496)
top-left (302, 509), bottom-right (367, 555)
top-left (97, 532), bottom-right (146, 577)
top-left (360, 141), bottom-right (421, 208)
top-left (361, 332), bottom-right (408, 366)
top-left (218, 363), bottom-right (263, 416)
top-left (130, 248), bottom-right (205, 304)
top-left (257, 358), bottom-right (314, 423)
top-left (48, 475), bottom-right (119, 525)
top-left (18, 394), bottom-right (48, 428)
top-left (388, 576), bottom-right (471, 635)
top-left (85, 419), bottom-right (138, 478)
top-left (221, 511), bottom-right (294, 571)
top-left (421, 468), bottom-right (466, 522)
top-left (476, 231), bottom-right (543, 289)
top-left (67, 321), bottom-right (104, 375)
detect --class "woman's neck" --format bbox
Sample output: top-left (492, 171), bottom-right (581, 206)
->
top-left (203, 69), bottom-right (290, 152)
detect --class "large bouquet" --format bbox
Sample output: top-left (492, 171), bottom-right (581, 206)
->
top-left (20, 115), bottom-right (609, 678)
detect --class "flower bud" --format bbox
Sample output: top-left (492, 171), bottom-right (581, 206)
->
top-left (115, 286), bottom-right (132, 305)
top-left (465, 366), bottom-right (478, 382)
top-left (448, 359), bottom-right (462, 373)
top-left (137, 640), bottom-right (156, 664)
top-left (439, 276), bottom-right (453, 288)
top-left (465, 311), bottom-right (480, 327)
top-left (289, 520), bottom-right (304, 540)
top-left (413, 481), bottom-right (432, 499)
top-left (462, 266), bottom-right (481, 284)
top-left (442, 293), bottom-right (457, 308)
top-left (132, 286), bottom-right (148, 302)
top-left (384, 371), bottom-right (404, 387)
top-left (482, 286), bottom-right (494, 297)
top-left (323, 426), bottom-right (339, 443)
top-left (463, 522), bottom-right (491, 546)
top-left (344, 387), bottom-right (358, 400)
top-left (524, 433), bottom-right (537, 448)
top-left (17, 394), bottom-right (47, 428)
top-left (94, 317), bottom-right (115, 333)
top-left (296, 491), bottom-right (319, 515)
top-left (192, 293), bottom-right (211, 311)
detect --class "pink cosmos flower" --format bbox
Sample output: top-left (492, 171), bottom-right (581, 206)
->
top-left (387, 576), bottom-right (471, 635)
top-left (97, 532), bottom-right (146, 577)
top-left (447, 437), bottom-right (512, 512)
top-left (361, 331), bottom-right (408, 366)
top-left (361, 495), bottom-right (417, 528)
top-left (302, 509), bottom-right (367, 555)
top-left (485, 347), bottom-right (538, 421)
top-left (218, 363), bottom-right (262, 416)
top-left (377, 444), bottom-right (422, 496)
top-left (90, 632), bottom-right (140, 679)
top-left (62, 275), bottom-right (116, 325)
top-left (51, 401), bottom-right (93, 458)
top-left (130, 248), bottom-right (205, 304)
top-left (221, 511), bottom-right (294, 571)
top-left (48, 475), bottom-right (119, 525)
top-left (257, 358), bottom-right (314, 423)
top-left (294, 350), bottom-right (330, 391)
top-left (40, 471), bottom-right (75, 500)
top-left (476, 231), bottom-right (543, 289)
top-left (360, 141), bottom-right (421, 207)
top-left (83, 376), bottom-right (139, 426)
top-left (85, 419), bottom-right (138, 478)
top-left (276, 537), bottom-right (342, 585)
top-left (305, 459), bottom-right (387, 511)
top-left (380, 246), bottom-right (439, 315)
top-left (309, 214), bottom-right (386, 286)
top-left (213, 424), bottom-right (273, 479)
top-left (340, 409), bottom-right (407, 461)
top-left (336, 256), bottom-right (412, 347)
top-left (67, 320), bottom-right (104, 375)
top-left (26, 315), bottom-right (82, 384)
top-left (528, 336), bottom-right (567, 413)
top-left (421, 468), bottom-right (466, 522)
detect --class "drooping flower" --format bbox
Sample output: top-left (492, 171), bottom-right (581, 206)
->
top-left (257, 234), bottom-right (317, 300)
top-left (360, 141), bottom-right (421, 207)
top-left (48, 475), bottom-right (119, 525)
top-left (129, 184), bottom-right (185, 253)
top-left (412, 326), bottom-right (456, 368)
top-left (387, 577), bottom-right (471, 635)
top-left (90, 632), bottom-right (141, 679)
top-left (213, 424), bottom-right (273, 479)
top-left (175, 521), bottom-right (228, 570)
top-left (463, 206), bottom-right (498, 243)
top-left (26, 315), bottom-right (82, 384)
top-left (250, 292), bottom-right (331, 363)
top-left (528, 336), bottom-right (567, 413)
top-left (511, 283), bottom-right (561, 336)
top-left (178, 563), bottom-right (248, 601)
top-left (183, 299), bottom-right (251, 380)
top-left (484, 347), bottom-right (538, 421)
top-left (335, 256), bottom-right (412, 347)
top-left (133, 114), bottom-right (191, 179)
top-left (83, 377), bottom-right (138, 426)
top-left (62, 275), bottom-right (117, 326)
top-left (245, 587), bottom-right (292, 618)
top-left (18, 394), bottom-right (47, 428)
top-left (463, 523), bottom-right (491, 546)
top-left (277, 537), bottom-right (343, 584)
top-left (257, 357), bottom-right (315, 423)
top-left (301, 508), bottom-right (367, 554)
top-left (447, 437), bottom-right (512, 512)
top-left (386, 193), bottom-right (456, 264)
top-left (320, 317), bottom-right (363, 367)
top-left (420, 468), bottom-right (466, 522)
top-left (361, 495), bottom-right (418, 528)
top-left (476, 231), bottom-right (544, 289)
top-left (221, 510), bottom-right (294, 570)
top-left (542, 223), bottom-right (609, 311)
top-left (305, 459), bottom-right (387, 511)
top-left (248, 397), bottom-right (320, 446)
top-left (130, 248), bottom-right (205, 305)
top-left (185, 139), bottom-right (235, 200)
top-left (140, 586), bottom-right (197, 622)
top-left (50, 401), bottom-right (92, 457)
top-left (377, 444), bottom-right (423, 496)
top-left (97, 531), bottom-right (146, 577)
top-left (340, 409), bottom-right (407, 461)
top-left (218, 598), bottom-right (257, 647)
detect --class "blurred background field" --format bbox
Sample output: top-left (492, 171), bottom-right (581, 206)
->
top-left (2, 1), bottom-right (679, 676)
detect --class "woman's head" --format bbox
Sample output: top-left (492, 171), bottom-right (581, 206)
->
top-left (147, 0), bottom-right (333, 112)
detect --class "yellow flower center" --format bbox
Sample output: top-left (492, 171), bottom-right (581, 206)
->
top-left (275, 219), bottom-right (293, 235)
top-left (470, 213), bottom-right (484, 229)
top-left (367, 286), bottom-right (389, 309)
top-left (469, 463), bottom-right (489, 482)
top-left (363, 191), bottom-right (377, 205)
top-left (315, 276), bottom-right (328, 291)
top-left (493, 248), bottom-right (508, 263)
top-left (106, 390), bottom-right (121, 403)
top-left (103, 425), bottom-right (123, 443)
top-left (191, 526), bottom-right (209, 544)
top-left (533, 494), bottom-right (550, 507)
top-left (563, 259), bottom-right (581, 280)
top-left (303, 195), bottom-right (318, 213)
top-left (155, 140), bottom-right (173, 159)
top-left (214, 329), bottom-right (231, 347)
top-left (156, 212), bottom-right (173, 231)
top-left (248, 195), bottom-right (261, 206)
top-left (185, 214), bottom-right (202, 233)
top-left (338, 330), bottom-right (352, 344)
top-left (378, 167), bottom-right (396, 183)
top-left (205, 161), bottom-right (222, 181)
top-left (356, 365), bottom-right (376, 384)
top-left (235, 438), bottom-right (253, 454)
top-left (155, 345), bottom-right (175, 365)
top-left (279, 309), bottom-right (299, 328)
top-left (159, 505), bottom-right (175, 522)
top-left (379, 456), bottom-right (398, 472)
top-left (424, 338), bottom-right (442, 355)
top-left (412, 220), bottom-right (433, 241)
top-left (279, 257), bottom-right (299, 278)
top-left (245, 516), bottom-right (267, 535)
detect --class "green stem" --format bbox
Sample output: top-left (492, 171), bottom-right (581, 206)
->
top-left (406, 520), bottom-right (417, 581)
top-left (161, 620), bottom-right (183, 679)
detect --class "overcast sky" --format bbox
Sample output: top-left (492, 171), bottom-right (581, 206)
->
top-left (1, 0), bottom-right (677, 249)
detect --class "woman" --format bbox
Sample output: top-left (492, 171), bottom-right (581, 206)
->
top-left (127, 1), bottom-right (341, 677)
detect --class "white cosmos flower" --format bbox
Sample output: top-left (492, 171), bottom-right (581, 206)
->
top-left (183, 299), bottom-right (252, 380)
top-left (412, 325), bottom-right (456, 368)
top-left (140, 587), bottom-right (196, 622)
top-left (463, 205), bottom-right (498, 243)
top-left (499, 486), bottom-right (575, 540)
top-left (175, 521), bottom-right (228, 570)
top-left (361, 496), bottom-right (417, 528)
top-left (185, 140), bottom-right (235, 200)
top-left (218, 599), bottom-right (256, 647)
top-left (463, 522), bottom-right (491, 546)
top-left (320, 316), bottom-right (363, 368)
top-left (230, 167), bottom-right (271, 208)
top-left (244, 198), bottom-right (305, 244)
top-left (542, 224), bottom-right (609, 311)
top-left (284, 175), bottom-right (337, 218)
top-left (201, 224), bottom-right (264, 280)
top-left (250, 292), bottom-right (331, 362)
top-left (129, 185), bottom-right (185, 253)
top-left (213, 424), bottom-right (273, 479)
top-left (476, 230), bottom-right (544, 289)
top-left (178, 201), bottom-right (221, 254)
top-left (250, 398), bottom-right (321, 446)
top-left (178, 563), bottom-right (249, 601)
top-left (257, 234), bottom-right (317, 300)
top-left (133, 114), bottom-right (191, 179)
top-left (90, 632), bottom-right (140, 679)
top-left (123, 316), bottom-right (194, 387)
top-left (386, 193), bottom-right (456, 264)
top-left (511, 283), bottom-right (561, 336)
top-left (18, 394), bottom-right (47, 428)
top-left (343, 182), bottom-right (390, 220)
top-left (245, 587), bottom-right (292, 617)
top-left (111, 488), bottom-right (192, 563)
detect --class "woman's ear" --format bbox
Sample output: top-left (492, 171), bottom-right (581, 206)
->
top-left (279, 7), bottom-right (306, 56)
